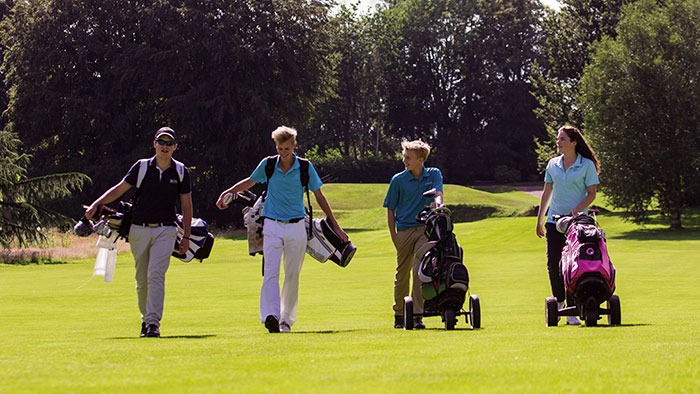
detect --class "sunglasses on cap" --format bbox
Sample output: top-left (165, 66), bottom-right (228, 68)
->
top-left (155, 139), bottom-right (176, 147)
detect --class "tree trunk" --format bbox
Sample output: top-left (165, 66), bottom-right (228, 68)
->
top-left (667, 179), bottom-right (683, 230)
top-left (669, 205), bottom-right (682, 230)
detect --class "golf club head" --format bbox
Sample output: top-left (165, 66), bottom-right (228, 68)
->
top-left (73, 217), bottom-right (94, 237)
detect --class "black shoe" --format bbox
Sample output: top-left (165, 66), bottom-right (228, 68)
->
top-left (265, 315), bottom-right (280, 333)
top-left (394, 315), bottom-right (404, 329)
top-left (414, 317), bottom-right (426, 330)
top-left (144, 324), bottom-right (160, 338)
top-left (140, 322), bottom-right (147, 337)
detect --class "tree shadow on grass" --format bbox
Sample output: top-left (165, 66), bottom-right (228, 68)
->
top-left (602, 210), bottom-right (700, 241)
top-left (611, 227), bottom-right (700, 241)
top-left (109, 335), bottom-right (217, 340)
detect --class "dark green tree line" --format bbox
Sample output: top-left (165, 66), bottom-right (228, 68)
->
top-left (2, 0), bottom-right (333, 222)
top-left (580, 0), bottom-right (699, 229)
top-left (370, 0), bottom-right (546, 183)
top-left (531, 0), bottom-right (639, 171)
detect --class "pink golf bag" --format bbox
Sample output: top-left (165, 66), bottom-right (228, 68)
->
top-left (558, 213), bottom-right (615, 307)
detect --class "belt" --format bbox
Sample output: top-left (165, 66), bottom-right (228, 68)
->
top-left (266, 217), bottom-right (304, 224)
top-left (133, 222), bottom-right (175, 228)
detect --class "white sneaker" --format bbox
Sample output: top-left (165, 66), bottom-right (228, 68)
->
top-left (279, 322), bottom-right (291, 333)
top-left (567, 316), bottom-right (581, 325)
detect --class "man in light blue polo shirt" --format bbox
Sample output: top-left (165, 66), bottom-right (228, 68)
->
top-left (384, 140), bottom-right (443, 329)
top-left (216, 126), bottom-right (348, 333)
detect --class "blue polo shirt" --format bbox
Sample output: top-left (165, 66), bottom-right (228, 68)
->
top-left (545, 154), bottom-right (599, 224)
top-left (250, 155), bottom-right (322, 221)
top-left (383, 166), bottom-right (443, 230)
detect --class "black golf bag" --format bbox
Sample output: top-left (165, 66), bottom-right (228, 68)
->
top-left (416, 207), bottom-right (470, 313)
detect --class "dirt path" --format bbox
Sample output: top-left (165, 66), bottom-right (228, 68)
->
top-left (514, 185), bottom-right (543, 199)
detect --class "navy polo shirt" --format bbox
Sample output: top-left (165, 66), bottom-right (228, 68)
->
top-left (123, 157), bottom-right (192, 224)
top-left (383, 166), bottom-right (444, 230)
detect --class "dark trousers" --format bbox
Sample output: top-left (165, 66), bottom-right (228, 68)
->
top-left (545, 222), bottom-right (573, 305)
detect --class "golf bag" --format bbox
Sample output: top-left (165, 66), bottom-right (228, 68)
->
top-left (557, 213), bottom-right (615, 306)
top-left (242, 191), bottom-right (265, 256)
top-left (416, 207), bottom-right (469, 311)
top-left (305, 217), bottom-right (356, 267)
top-left (172, 214), bottom-right (215, 262)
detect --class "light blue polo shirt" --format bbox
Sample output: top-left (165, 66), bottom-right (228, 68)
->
top-left (383, 166), bottom-right (444, 231)
top-left (545, 154), bottom-right (599, 224)
top-left (250, 155), bottom-right (322, 221)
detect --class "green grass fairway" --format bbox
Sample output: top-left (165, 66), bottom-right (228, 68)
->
top-left (1, 186), bottom-right (699, 392)
top-left (312, 183), bottom-right (539, 230)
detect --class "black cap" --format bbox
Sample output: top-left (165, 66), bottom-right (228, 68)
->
top-left (154, 127), bottom-right (176, 141)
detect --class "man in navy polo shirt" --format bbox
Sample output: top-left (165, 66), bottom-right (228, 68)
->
top-left (384, 140), bottom-right (443, 329)
top-left (86, 127), bottom-right (192, 338)
top-left (216, 126), bottom-right (347, 333)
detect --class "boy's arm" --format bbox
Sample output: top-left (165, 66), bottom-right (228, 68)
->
top-left (216, 178), bottom-right (256, 210)
top-left (178, 193), bottom-right (193, 254)
top-left (387, 209), bottom-right (397, 246)
top-left (313, 188), bottom-right (349, 242)
top-left (85, 180), bottom-right (132, 220)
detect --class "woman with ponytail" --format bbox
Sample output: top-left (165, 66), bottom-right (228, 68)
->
top-left (535, 125), bottom-right (600, 325)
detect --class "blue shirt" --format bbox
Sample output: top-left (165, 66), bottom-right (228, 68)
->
top-left (544, 154), bottom-right (599, 224)
top-left (250, 155), bottom-right (322, 221)
top-left (383, 166), bottom-right (444, 231)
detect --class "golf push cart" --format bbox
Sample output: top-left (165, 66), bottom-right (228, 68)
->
top-left (546, 210), bottom-right (621, 327)
top-left (404, 188), bottom-right (480, 331)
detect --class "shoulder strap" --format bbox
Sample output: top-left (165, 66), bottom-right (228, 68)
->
top-left (264, 155), bottom-right (277, 184)
top-left (296, 157), bottom-right (312, 238)
top-left (136, 159), bottom-right (149, 189)
top-left (297, 157), bottom-right (309, 188)
top-left (172, 159), bottom-right (186, 183)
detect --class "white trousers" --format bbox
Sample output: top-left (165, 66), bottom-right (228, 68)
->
top-left (261, 219), bottom-right (307, 327)
top-left (129, 224), bottom-right (177, 327)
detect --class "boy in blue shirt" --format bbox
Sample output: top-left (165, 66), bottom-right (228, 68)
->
top-left (384, 140), bottom-right (443, 329)
top-left (216, 126), bottom-right (347, 333)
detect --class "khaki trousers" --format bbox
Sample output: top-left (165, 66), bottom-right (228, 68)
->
top-left (129, 224), bottom-right (177, 327)
top-left (393, 226), bottom-right (428, 316)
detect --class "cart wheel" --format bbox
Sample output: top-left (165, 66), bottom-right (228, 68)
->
top-left (607, 295), bottom-right (621, 326)
top-left (404, 298), bottom-right (414, 330)
top-left (444, 308), bottom-right (456, 330)
top-left (469, 295), bottom-right (481, 329)
top-left (584, 308), bottom-right (598, 327)
top-left (546, 297), bottom-right (558, 327)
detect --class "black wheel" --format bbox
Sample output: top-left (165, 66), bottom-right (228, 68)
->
top-left (469, 295), bottom-right (481, 329)
top-left (545, 297), bottom-right (558, 327)
top-left (584, 308), bottom-right (599, 327)
top-left (404, 298), bottom-right (414, 330)
top-left (444, 308), bottom-right (456, 330)
top-left (607, 295), bottom-right (621, 326)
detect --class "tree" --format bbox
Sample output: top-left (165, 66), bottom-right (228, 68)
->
top-left (373, 0), bottom-right (546, 183)
top-left (0, 127), bottom-right (90, 248)
top-left (579, 0), bottom-right (699, 229)
top-left (1, 0), bottom-right (334, 223)
top-left (531, 0), bottom-right (638, 172)
top-left (307, 4), bottom-right (383, 158)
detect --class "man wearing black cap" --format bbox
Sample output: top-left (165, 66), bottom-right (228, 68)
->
top-left (85, 126), bottom-right (193, 338)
